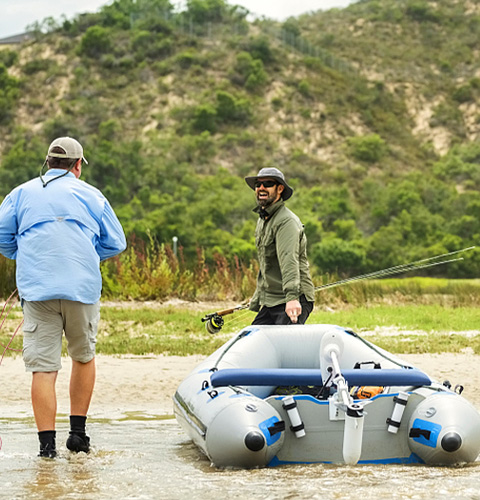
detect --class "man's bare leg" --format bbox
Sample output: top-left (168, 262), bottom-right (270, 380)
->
top-left (32, 371), bottom-right (58, 430)
top-left (70, 358), bottom-right (96, 415)
top-left (67, 358), bottom-right (95, 453)
top-left (32, 371), bottom-right (58, 457)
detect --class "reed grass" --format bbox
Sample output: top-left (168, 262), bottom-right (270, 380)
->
top-left (1, 302), bottom-right (480, 358)
top-left (2, 237), bottom-right (480, 358)
top-left (99, 238), bottom-right (258, 302)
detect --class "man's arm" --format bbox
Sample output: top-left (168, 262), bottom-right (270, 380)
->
top-left (0, 195), bottom-right (18, 259)
top-left (96, 200), bottom-right (127, 261)
top-left (276, 218), bottom-right (302, 322)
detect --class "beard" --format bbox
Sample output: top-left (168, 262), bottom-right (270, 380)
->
top-left (256, 189), bottom-right (278, 208)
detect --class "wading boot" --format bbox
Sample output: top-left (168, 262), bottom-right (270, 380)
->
top-left (38, 430), bottom-right (57, 458)
top-left (66, 432), bottom-right (90, 453)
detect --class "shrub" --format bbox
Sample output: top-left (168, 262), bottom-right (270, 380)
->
top-left (347, 134), bottom-right (387, 163)
top-left (312, 238), bottom-right (367, 275)
top-left (175, 49), bottom-right (199, 68)
top-left (245, 60), bottom-right (267, 91)
top-left (0, 255), bottom-right (16, 299)
top-left (0, 64), bottom-right (20, 124)
top-left (0, 49), bottom-right (18, 67)
top-left (193, 104), bottom-right (217, 132)
top-left (215, 91), bottom-right (250, 124)
top-left (245, 36), bottom-right (274, 64)
top-left (22, 59), bottom-right (55, 75)
top-left (282, 19), bottom-right (301, 38)
top-left (234, 52), bottom-right (268, 91)
top-left (79, 26), bottom-right (112, 58)
top-left (185, 0), bottom-right (228, 24)
top-left (405, 1), bottom-right (440, 23)
top-left (452, 85), bottom-right (473, 103)
top-left (298, 79), bottom-right (311, 97)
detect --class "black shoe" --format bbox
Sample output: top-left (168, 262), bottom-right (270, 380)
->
top-left (38, 443), bottom-right (57, 458)
top-left (66, 432), bottom-right (90, 453)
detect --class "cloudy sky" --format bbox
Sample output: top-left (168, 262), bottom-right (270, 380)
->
top-left (0, 0), bottom-right (356, 39)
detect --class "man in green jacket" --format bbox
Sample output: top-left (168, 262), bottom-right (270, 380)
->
top-left (245, 167), bottom-right (315, 325)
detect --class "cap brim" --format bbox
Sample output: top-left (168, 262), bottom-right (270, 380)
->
top-left (245, 176), bottom-right (258, 190)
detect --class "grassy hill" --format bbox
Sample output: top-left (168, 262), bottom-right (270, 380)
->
top-left (1, 0), bottom-right (480, 290)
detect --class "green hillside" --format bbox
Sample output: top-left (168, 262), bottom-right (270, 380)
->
top-left (1, 0), bottom-right (480, 284)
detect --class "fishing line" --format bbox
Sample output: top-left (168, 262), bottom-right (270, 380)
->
top-left (314, 246), bottom-right (474, 291)
top-left (201, 246), bottom-right (475, 333)
top-left (0, 289), bottom-right (23, 366)
top-left (315, 257), bottom-right (465, 292)
top-left (0, 320), bottom-right (23, 366)
top-left (222, 309), bottom-right (254, 329)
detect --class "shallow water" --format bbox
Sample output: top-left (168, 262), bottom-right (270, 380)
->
top-left (1, 410), bottom-right (480, 500)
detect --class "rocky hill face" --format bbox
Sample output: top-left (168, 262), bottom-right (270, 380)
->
top-left (0, 0), bottom-right (479, 277)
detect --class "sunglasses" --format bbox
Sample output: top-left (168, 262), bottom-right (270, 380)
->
top-left (255, 180), bottom-right (278, 189)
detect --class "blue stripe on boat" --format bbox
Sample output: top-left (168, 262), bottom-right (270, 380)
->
top-left (210, 368), bottom-right (431, 388)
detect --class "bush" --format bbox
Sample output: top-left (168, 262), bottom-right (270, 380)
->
top-left (312, 238), bottom-right (367, 275)
top-left (405, 1), bottom-right (440, 23)
top-left (347, 134), bottom-right (387, 163)
top-left (193, 104), bottom-right (217, 132)
top-left (0, 255), bottom-right (16, 299)
top-left (233, 52), bottom-right (268, 91)
top-left (79, 26), bottom-right (112, 58)
top-left (175, 49), bottom-right (199, 68)
top-left (245, 60), bottom-right (267, 91)
top-left (244, 36), bottom-right (274, 64)
top-left (0, 135), bottom-right (44, 195)
top-left (185, 0), bottom-right (228, 24)
top-left (215, 91), bottom-right (250, 124)
top-left (0, 49), bottom-right (18, 67)
top-left (282, 19), bottom-right (301, 38)
top-left (452, 85), bottom-right (473, 103)
top-left (23, 59), bottom-right (55, 75)
top-left (298, 79), bottom-right (311, 97)
top-left (0, 64), bottom-right (20, 124)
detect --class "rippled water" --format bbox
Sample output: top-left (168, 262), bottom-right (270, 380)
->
top-left (1, 411), bottom-right (480, 500)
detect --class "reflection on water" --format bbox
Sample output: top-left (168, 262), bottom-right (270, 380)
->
top-left (1, 412), bottom-right (480, 500)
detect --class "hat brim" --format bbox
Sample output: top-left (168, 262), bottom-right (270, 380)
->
top-left (244, 176), bottom-right (293, 201)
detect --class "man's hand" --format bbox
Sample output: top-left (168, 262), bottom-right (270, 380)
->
top-left (285, 299), bottom-right (302, 323)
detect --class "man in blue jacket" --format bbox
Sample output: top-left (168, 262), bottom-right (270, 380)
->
top-left (0, 137), bottom-right (126, 458)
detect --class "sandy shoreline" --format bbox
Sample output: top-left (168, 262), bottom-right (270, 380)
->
top-left (1, 352), bottom-right (480, 416)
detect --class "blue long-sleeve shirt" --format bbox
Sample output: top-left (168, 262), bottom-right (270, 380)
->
top-left (0, 169), bottom-right (126, 303)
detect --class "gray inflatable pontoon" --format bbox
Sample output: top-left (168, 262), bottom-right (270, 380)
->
top-left (173, 324), bottom-right (480, 468)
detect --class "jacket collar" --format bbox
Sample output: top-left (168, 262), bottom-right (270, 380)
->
top-left (253, 199), bottom-right (284, 220)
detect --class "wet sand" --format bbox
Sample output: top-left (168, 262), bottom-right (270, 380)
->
top-left (2, 352), bottom-right (480, 500)
top-left (1, 352), bottom-right (480, 414)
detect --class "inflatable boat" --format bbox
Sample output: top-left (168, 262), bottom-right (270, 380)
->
top-left (173, 324), bottom-right (480, 468)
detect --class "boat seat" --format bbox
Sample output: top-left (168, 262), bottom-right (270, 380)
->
top-left (210, 368), bottom-right (431, 388)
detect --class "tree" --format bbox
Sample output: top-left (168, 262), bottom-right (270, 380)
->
top-left (186, 0), bottom-right (228, 24)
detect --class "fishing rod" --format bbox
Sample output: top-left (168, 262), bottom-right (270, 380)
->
top-left (202, 304), bottom-right (249, 334)
top-left (314, 256), bottom-right (465, 292)
top-left (201, 246), bottom-right (475, 334)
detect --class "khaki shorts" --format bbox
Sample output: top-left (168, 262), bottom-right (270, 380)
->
top-left (22, 299), bottom-right (100, 372)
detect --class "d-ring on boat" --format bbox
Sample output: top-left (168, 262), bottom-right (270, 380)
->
top-left (173, 324), bottom-right (480, 468)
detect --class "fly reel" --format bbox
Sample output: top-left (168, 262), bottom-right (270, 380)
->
top-left (202, 313), bottom-right (225, 334)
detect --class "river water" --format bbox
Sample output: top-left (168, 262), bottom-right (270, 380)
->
top-left (1, 409), bottom-right (480, 500)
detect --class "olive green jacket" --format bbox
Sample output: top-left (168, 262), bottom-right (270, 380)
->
top-left (249, 199), bottom-right (315, 311)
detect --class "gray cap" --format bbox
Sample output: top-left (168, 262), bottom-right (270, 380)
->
top-left (244, 167), bottom-right (293, 200)
top-left (46, 137), bottom-right (88, 164)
